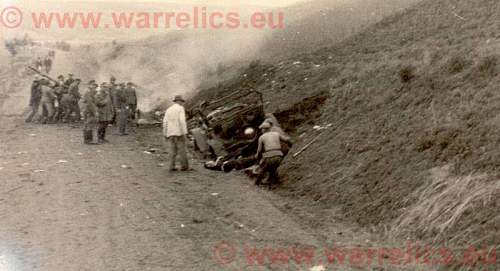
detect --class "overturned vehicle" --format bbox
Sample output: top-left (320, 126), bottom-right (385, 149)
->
top-left (189, 89), bottom-right (289, 172)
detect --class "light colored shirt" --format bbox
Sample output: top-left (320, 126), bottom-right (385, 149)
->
top-left (163, 103), bottom-right (188, 137)
top-left (256, 131), bottom-right (290, 158)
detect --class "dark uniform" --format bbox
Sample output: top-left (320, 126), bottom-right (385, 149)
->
top-left (114, 87), bottom-right (129, 135)
top-left (60, 80), bottom-right (81, 122)
top-left (108, 78), bottom-right (118, 124)
top-left (80, 85), bottom-right (98, 144)
top-left (125, 83), bottom-right (137, 120)
top-left (94, 86), bottom-right (114, 143)
top-left (52, 77), bottom-right (66, 122)
top-left (43, 57), bottom-right (52, 74)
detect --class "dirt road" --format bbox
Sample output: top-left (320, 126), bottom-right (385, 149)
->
top-left (0, 114), bottom-right (373, 271)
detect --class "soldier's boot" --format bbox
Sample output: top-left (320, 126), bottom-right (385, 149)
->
top-left (97, 127), bottom-right (109, 144)
top-left (83, 130), bottom-right (93, 144)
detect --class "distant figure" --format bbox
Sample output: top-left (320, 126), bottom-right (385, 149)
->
top-left (163, 95), bottom-right (189, 171)
top-left (80, 82), bottom-right (98, 144)
top-left (254, 122), bottom-right (292, 186)
top-left (94, 83), bottom-right (114, 144)
top-left (114, 84), bottom-right (129, 136)
top-left (43, 56), bottom-right (52, 74)
top-left (125, 82), bottom-right (137, 120)
top-left (108, 76), bottom-right (118, 124)
top-left (25, 76), bottom-right (42, 123)
top-left (35, 57), bottom-right (43, 72)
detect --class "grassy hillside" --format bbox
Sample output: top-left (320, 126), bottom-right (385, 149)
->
top-left (193, 0), bottom-right (500, 253)
top-left (261, 0), bottom-right (421, 60)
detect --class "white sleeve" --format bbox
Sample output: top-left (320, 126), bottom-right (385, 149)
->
top-left (162, 110), bottom-right (169, 137)
top-left (180, 107), bottom-right (188, 135)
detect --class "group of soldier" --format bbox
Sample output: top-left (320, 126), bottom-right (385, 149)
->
top-left (26, 73), bottom-right (138, 145)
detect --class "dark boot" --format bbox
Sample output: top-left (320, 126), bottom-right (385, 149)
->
top-left (97, 126), bottom-right (108, 143)
top-left (83, 130), bottom-right (93, 144)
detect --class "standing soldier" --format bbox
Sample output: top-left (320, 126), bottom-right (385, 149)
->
top-left (114, 85), bottom-right (129, 136)
top-left (52, 75), bottom-right (66, 122)
top-left (60, 79), bottom-right (81, 122)
top-left (94, 83), bottom-right (114, 144)
top-left (163, 95), bottom-right (189, 171)
top-left (108, 76), bottom-right (118, 124)
top-left (80, 81), bottom-right (98, 144)
top-left (35, 57), bottom-right (43, 72)
top-left (37, 79), bottom-right (57, 124)
top-left (43, 56), bottom-right (52, 74)
top-left (125, 82), bottom-right (138, 120)
top-left (25, 75), bottom-right (42, 123)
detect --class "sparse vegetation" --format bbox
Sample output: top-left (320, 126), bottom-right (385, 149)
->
top-left (398, 65), bottom-right (415, 82)
top-left (447, 55), bottom-right (468, 74)
top-left (476, 55), bottom-right (498, 77)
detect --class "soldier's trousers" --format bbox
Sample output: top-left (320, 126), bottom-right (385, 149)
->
top-left (37, 101), bottom-right (55, 123)
top-left (97, 121), bottom-right (108, 141)
top-left (117, 109), bottom-right (129, 135)
top-left (167, 136), bottom-right (189, 170)
top-left (83, 122), bottom-right (97, 144)
top-left (128, 104), bottom-right (137, 119)
top-left (255, 156), bottom-right (283, 185)
top-left (25, 102), bottom-right (40, 123)
top-left (62, 102), bottom-right (81, 122)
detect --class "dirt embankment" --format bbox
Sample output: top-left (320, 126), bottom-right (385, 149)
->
top-left (192, 0), bottom-right (500, 255)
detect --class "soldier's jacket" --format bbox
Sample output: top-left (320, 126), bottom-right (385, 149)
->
top-left (40, 85), bottom-right (57, 104)
top-left (29, 81), bottom-right (42, 106)
top-left (60, 83), bottom-right (80, 108)
top-left (124, 87), bottom-right (137, 105)
top-left (79, 90), bottom-right (97, 124)
top-left (109, 84), bottom-right (118, 107)
top-left (53, 82), bottom-right (68, 101)
top-left (114, 89), bottom-right (128, 110)
top-left (94, 89), bottom-right (114, 122)
top-left (68, 82), bottom-right (81, 100)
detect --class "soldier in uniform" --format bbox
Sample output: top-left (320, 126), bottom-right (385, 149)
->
top-left (108, 76), bottom-right (118, 124)
top-left (80, 81), bottom-right (98, 144)
top-left (26, 75), bottom-right (42, 123)
top-left (52, 75), bottom-right (66, 122)
top-left (37, 79), bottom-right (57, 124)
top-left (254, 122), bottom-right (293, 186)
top-left (94, 83), bottom-right (114, 143)
top-left (125, 82), bottom-right (138, 120)
top-left (60, 79), bottom-right (81, 122)
top-left (35, 57), bottom-right (43, 72)
top-left (43, 56), bottom-right (52, 74)
top-left (65, 73), bottom-right (75, 87)
top-left (114, 84), bottom-right (129, 136)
